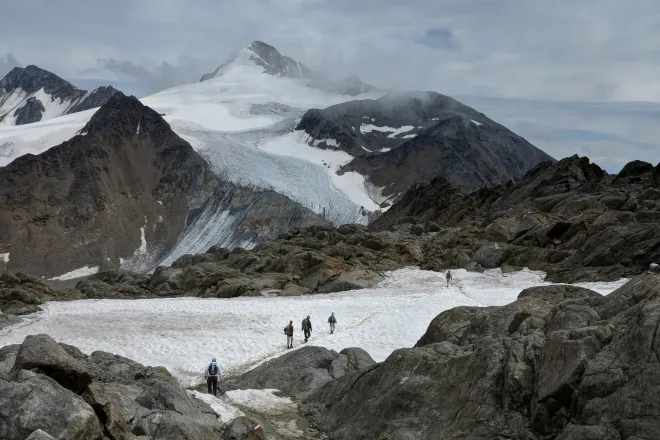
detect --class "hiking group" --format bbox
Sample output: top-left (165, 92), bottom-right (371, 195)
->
top-left (284, 312), bottom-right (337, 349)
top-left (204, 271), bottom-right (457, 396)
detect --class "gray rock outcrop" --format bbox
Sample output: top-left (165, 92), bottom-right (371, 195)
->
top-left (0, 334), bottom-right (225, 440)
top-left (295, 272), bottom-right (660, 439)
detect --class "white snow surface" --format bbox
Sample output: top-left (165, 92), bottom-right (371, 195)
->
top-left (0, 253), bottom-right (8, 263)
top-left (49, 265), bottom-right (99, 281)
top-left (0, 109), bottom-right (93, 167)
top-left (189, 391), bottom-right (246, 426)
top-left (225, 389), bottom-right (297, 416)
top-left (471, 119), bottom-right (483, 126)
top-left (0, 88), bottom-right (87, 128)
top-left (0, 268), bottom-right (627, 387)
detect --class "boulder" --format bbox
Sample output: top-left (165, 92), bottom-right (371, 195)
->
top-left (87, 351), bottom-right (149, 383)
top-left (472, 242), bottom-right (511, 269)
top-left (25, 430), bottom-right (57, 440)
top-left (223, 417), bottom-right (266, 440)
top-left (228, 346), bottom-right (340, 400)
top-left (0, 375), bottom-right (103, 440)
top-left (82, 382), bottom-right (130, 440)
top-left (134, 377), bottom-right (201, 415)
top-left (132, 410), bottom-right (219, 440)
top-left (317, 270), bottom-right (383, 293)
top-left (11, 334), bottom-right (91, 394)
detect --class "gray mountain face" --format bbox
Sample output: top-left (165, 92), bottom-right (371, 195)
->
top-left (296, 91), bottom-right (554, 201)
top-left (200, 40), bottom-right (379, 96)
top-left (0, 65), bottom-right (120, 125)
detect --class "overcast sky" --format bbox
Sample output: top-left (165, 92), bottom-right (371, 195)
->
top-left (1, 0), bottom-right (659, 171)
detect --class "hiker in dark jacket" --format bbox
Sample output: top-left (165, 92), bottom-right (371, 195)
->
top-left (446, 271), bottom-right (452, 287)
top-left (205, 357), bottom-right (223, 396)
top-left (285, 321), bottom-right (294, 348)
top-left (302, 316), bottom-right (312, 342)
top-left (328, 312), bottom-right (337, 334)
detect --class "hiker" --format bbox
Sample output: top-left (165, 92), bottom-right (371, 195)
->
top-left (285, 320), bottom-right (294, 348)
top-left (205, 357), bottom-right (223, 397)
top-left (302, 316), bottom-right (312, 342)
top-left (328, 312), bottom-right (337, 334)
top-left (446, 271), bottom-right (452, 287)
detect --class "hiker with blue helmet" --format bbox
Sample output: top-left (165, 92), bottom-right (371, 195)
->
top-left (205, 357), bottom-right (223, 396)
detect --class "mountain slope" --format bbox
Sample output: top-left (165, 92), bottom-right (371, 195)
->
top-left (0, 65), bottom-right (119, 126)
top-left (296, 91), bottom-right (554, 201)
top-left (0, 92), bottom-right (327, 277)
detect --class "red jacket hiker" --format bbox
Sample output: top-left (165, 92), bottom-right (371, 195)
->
top-left (286, 321), bottom-right (294, 348)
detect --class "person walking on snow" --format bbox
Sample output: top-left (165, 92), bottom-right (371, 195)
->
top-left (285, 320), bottom-right (294, 348)
top-left (205, 357), bottom-right (223, 397)
top-left (446, 271), bottom-right (452, 287)
top-left (302, 316), bottom-right (312, 342)
top-left (328, 312), bottom-right (337, 334)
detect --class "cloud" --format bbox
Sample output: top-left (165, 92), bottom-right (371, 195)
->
top-left (415, 28), bottom-right (457, 50)
top-left (0, 54), bottom-right (20, 78)
top-left (0, 0), bottom-right (659, 169)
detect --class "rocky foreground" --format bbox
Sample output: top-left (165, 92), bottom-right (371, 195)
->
top-left (227, 270), bottom-right (660, 439)
top-left (3, 270), bottom-right (659, 439)
top-left (0, 334), bottom-right (267, 440)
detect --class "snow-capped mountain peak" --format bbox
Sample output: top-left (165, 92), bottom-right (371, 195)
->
top-left (201, 40), bottom-right (315, 81)
top-left (200, 41), bottom-right (379, 97)
top-left (0, 65), bottom-right (119, 126)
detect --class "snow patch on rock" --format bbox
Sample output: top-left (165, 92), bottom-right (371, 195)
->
top-left (50, 265), bottom-right (99, 281)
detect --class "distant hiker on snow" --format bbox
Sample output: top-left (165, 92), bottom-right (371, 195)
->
top-left (285, 320), bottom-right (294, 348)
top-left (446, 271), bottom-right (452, 287)
top-left (328, 312), bottom-right (337, 334)
top-left (205, 357), bottom-right (223, 396)
top-left (302, 316), bottom-right (312, 342)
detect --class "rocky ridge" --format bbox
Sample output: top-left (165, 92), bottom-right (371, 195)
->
top-left (372, 155), bottom-right (660, 282)
top-left (0, 65), bottom-right (119, 125)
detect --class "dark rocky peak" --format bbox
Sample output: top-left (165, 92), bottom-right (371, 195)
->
top-left (0, 65), bottom-right (78, 99)
top-left (0, 93), bottom-right (216, 276)
top-left (68, 85), bottom-right (120, 114)
top-left (80, 91), bottom-right (166, 140)
top-left (297, 90), bottom-right (552, 200)
top-left (244, 40), bottom-right (314, 79)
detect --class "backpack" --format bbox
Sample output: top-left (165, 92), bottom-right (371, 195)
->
top-left (284, 326), bottom-right (290, 336)
top-left (209, 363), bottom-right (218, 375)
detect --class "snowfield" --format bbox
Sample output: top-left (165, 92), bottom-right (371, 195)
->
top-left (0, 268), bottom-right (627, 388)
